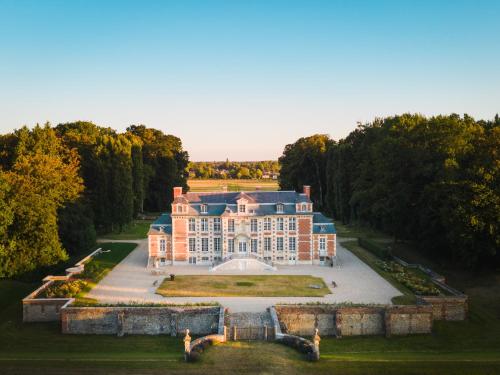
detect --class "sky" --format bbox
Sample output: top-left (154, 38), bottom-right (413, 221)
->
top-left (0, 0), bottom-right (499, 161)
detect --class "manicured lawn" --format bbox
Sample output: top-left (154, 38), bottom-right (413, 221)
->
top-left (188, 178), bottom-right (279, 192)
top-left (100, 220), bottom-right (153, 240)
top-left (156, 275), bottom-right (330, 297)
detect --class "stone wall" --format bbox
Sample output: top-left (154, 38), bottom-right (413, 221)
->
top-left (385, 305), bottom-right (433, 336)
top-left (276, 304), bottom-right (433, 337)
top-left (418, 296), bottom-right (468, 321)
top-left (23, 298), bottom-right (73, 322)
top-left (336, 307), bottom-right (385, 336)
top-left (275, 305), bottom-right (336, 336)
top-left (61, 306), bottom-right (220, 335)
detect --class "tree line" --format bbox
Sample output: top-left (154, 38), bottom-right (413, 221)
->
top-left (0, 122), bottom-right (188, 277)
top-left (279, 114), bottom-right (499, 268)
top-left (188, 160), bottom-right (280, 179)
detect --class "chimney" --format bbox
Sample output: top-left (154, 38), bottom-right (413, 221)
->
top-left (303, 185), bottom-right (311, 199)
top-left (173, 186), bottom-right (183, 198)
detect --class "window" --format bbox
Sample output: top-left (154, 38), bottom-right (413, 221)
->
top-left (289, 237), bottom-right (296, 252)
top-left (301, 203), bottom-right (307, 212)
top-left (177, 205), bottom-right (183, 213)
top-left (201, 238), bottom-right (209, 252)
top-left (200, 204), bottom-right (208, 214)
top-left (251, 219), bottom-right (258, 232)
top-left (289, 217), bottom-right (296, 231)
top-left (277, 237), bottom-right (284, 251)
top-left (277, 217), bottom-right (284, 231)
top-left (264, 237), bottom-right (271, 252)
top-left (159, 239), bottom-right (166, 253)
top-left (228, 239), bottom-right (235, 253)
top-left (251, 239), bottom-right (258, 253)
top-left (214, 237), bottom-right (221, 252)
top-left (202, 256), bottom-right (209, 262)
top-left (189, 256), bottom-right (196, 264)
top-left (239, 204), bottom-right (246, 213)
top-left (277, 203), bottom-right (284, 213)
top-left (319, 238), bottom-right (326, 251)
top-left (201, 218), bottom-right (208, 232)
top-left (239, 241), bottom-right (247, 252)
top-left (189, 238), bottom-right (196, 252)
top-left (213, 218), bottom-right (221, 232)
top-left (228, 219), bottom-right (235, 232)
top-left (264, 218), bottom-right (271, 231)
top-left (189, 218), bottom-right (196, 232)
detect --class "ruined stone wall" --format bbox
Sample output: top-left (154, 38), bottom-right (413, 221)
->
top-left (418, 296), bottom-right (468, 321)
top-left (275, 306), bottom-right (336, 336)
top-left (385, 305), bottom-right (433, 336)
top-left (61, 306), bottom-right (220, 335)
top-left (336, 307), bottom-right (385, 336)
top-left (23, 298), bottom-right (72, 322)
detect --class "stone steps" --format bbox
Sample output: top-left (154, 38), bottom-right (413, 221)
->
top-left (226, 311), bottom-right (273, 328)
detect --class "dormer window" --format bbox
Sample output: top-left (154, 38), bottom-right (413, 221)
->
top-left (177, 204), bottom-right (183, 213)
top-left (200, 204), bottom-right (208, 214)
top-left (301, 203), bottom-right (307, 212)
top-left (239, 204), bottom-right (246, 213)
top-left (276, 203), bottom-right (284, 213)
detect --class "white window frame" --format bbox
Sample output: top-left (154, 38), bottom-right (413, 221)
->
top-left (239, 204), bottom-right (246, 213)
top-left (213, 218), bottom-right (221, 232)
top-left (228, 219), bottom-right (235, 232)
top-left (277, 217), bottom-right (284, 231)
top-left (189, 218), bottom-right (196, 232)
top-left (289, 217), bottom-right (296, 231)
top-left (189, 238), bottom-right (196, 252)
top-left (251, 239), bottom-right (258, 253)
top-left (239, 241), bottom-right (247, 252)
top-left (200, 204), bottom-right (208, 214)
top-left (214, 237), bottom-right (221, 252)
top-left (159, 239), bottom-right (166, 253)
top-left (289, 237), bottom-right (296, 252)
top-left (251, 219), bottom-right (258, 232)
top-left (319, 237), bottom-right (326, 251)
top-left (228, 239), bottom-right (235, 253)
top-left (277, 203), bottom-right (284, 213)
top-left (201, 218), bottom-right (208, 232)
top-left (264, 217), bottom-right (271, 231)
top-left (201, 237), bottom-right (209, 252)
top-left (264, 237), bottom-right (271, 252)
top-left (277, 237), bottom-right (284, 251)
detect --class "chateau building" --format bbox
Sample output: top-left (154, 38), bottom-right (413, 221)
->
top-left (147, 186), bottom-right (336, 267)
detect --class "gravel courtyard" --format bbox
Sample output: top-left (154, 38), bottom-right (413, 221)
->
top-left (87, 238), bottom-right (401, 312)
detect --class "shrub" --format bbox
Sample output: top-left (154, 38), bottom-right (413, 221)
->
top-left (43, 279), bottom-right (88, 298)
top-left (358, 238), bottom-right (391, 259)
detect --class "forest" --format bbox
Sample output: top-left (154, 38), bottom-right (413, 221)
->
top-left (188, 160), bottom-right (280, 179)
top-left (0, 122), bottom-right (188, 277)
top-left (279, 114), bottom-right (499, 269)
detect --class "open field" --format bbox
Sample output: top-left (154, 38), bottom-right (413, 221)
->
top-left (188, 178), bottom-right (279, 192)
top-left (156, 275), bottom-right (330, 297)
top-left (100, 220), bottom-right (153, 240)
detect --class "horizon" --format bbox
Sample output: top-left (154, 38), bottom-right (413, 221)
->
top-left (1, 0), bottom-right (499, 160)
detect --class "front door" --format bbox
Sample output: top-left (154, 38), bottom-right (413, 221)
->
top-left (189, 256), bottom-right (196, 264)
top-left (238, 241), bottom-right (247, 254)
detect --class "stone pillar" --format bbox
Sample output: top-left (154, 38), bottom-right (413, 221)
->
top-left (232, 326), bottom-right (237, 341)
top-left (264, 325), bottom-right (268, 341)
top-left (117, 311), bottom-right (125, 337)
top-left (313, 328), bottom-right (321, 359)
top-left (170, 313), bottom-right (177, 337)
top-left (183, 329), bottom-right (191, 361)
top-left (335, 309), bottom-right (342, 338)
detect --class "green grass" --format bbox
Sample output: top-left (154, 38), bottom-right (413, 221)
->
top-left (188, 178), bottom-right (279, 192)
top-left (100, 220), bottom-right (153, 240)
top-left (156, 275), bottom-right (330, 297)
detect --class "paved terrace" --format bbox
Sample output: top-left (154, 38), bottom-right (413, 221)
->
top-left (88, 239), bottom-right (402, 312)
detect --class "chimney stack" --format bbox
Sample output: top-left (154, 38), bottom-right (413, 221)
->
top-left (303, 185), bottom-right (311, 199)
top-left (173, 186), bottom-right (183, 198)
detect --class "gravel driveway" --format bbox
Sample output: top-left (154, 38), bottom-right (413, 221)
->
top-left (87, 238), bottom-right (401, 312)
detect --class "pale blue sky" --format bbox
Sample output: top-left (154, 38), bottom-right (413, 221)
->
top-left (0, 0), bottom-right (499, 160)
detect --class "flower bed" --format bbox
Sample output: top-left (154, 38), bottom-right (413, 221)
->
top-left (377, 260), bottom-right (440, 296)
top-left (40, 279), bottom-right (88, 298)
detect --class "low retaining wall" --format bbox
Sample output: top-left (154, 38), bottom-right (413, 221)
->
top-left (418, 296), bottom-right (468, 321)
top-left (275, 304), bottom-right (433, 337)
top-left (61, 306), bottom-right (220, 335)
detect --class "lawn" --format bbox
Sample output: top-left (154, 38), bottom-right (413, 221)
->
top-left (188, 178), bottom-right (279, 192)
top-left (100, 220), bottom-right (153, 240)
top-left (156, 275), bottom-right (330, 297)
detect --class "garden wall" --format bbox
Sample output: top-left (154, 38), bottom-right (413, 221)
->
top-left (61, 306), bottom-right (220, 335)
top-left (23, 297), bottom-right (73, 322)
top-left (418, 296), bottom-right (468, 321)
top-left (275, 304), bottom-right (433, 337)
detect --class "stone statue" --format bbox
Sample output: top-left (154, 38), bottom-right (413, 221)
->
top-left (313, 328), bottom-right (321, 353)
top-left (184, 329), bottom-right (191, 354)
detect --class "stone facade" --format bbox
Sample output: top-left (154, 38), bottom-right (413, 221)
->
top-left (61, 306), bottom-right (220, 335)
top-left (148, 186), bottom-right (337, 267)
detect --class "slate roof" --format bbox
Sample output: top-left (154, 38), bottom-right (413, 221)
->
top-left (149, 213), bottom-right (172, 234)
top-left (180, 191), bottom-right (311, 204)
top-left (312, 212), bottom-right (336, 234)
